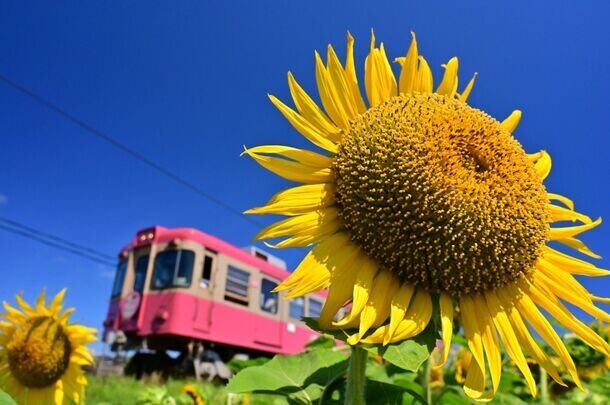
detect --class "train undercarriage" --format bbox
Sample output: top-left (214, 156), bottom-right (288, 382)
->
top-left (99, 331), bottom-right (274, 382)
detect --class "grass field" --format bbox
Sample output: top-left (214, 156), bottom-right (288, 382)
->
top-left (86, 375), bottom-right (212, 404)
top-left (85, 374), bottom-right (279, 405)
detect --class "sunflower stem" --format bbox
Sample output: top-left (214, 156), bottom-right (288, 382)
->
top-left (540, 367), bottom-right (549, 403)
top-left (422, 357), bottom-right (432, 404)
top-left (345, 346), bottom-right (367, 405)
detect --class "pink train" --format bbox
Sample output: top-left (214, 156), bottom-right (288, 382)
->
top-left (102, 226), bottom-right (325, 376)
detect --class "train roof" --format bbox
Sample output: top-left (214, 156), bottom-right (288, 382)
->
top-left (122, 226), bottom-right (326, 298)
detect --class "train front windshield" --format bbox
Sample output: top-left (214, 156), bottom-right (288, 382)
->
top-left (111, 260), bottom-right (127, 297)
top-left (151, 249), bottom-right (195, 289)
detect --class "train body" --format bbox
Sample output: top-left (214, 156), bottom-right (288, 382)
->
top-left (103, 226), bottom-right (324, 360)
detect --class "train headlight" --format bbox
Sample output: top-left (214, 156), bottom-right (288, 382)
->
top-left (136, 228), bottom-right (156, 244)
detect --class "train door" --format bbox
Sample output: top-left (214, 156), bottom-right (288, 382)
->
top-left (193, 249), bottom-right (217, 333)
top-left (120, 248), bottom-right (150, 325)
top-left (253, 276), bottom-right (282, 348)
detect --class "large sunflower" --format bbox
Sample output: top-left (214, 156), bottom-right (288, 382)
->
top-left (244, 32), bottom-right (610, 400)
top-left (0, 289), bottom-right (97, 404)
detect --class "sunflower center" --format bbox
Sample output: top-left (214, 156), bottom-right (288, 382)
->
top-left (7, 316), bottom-right (72, 388)
top-left (334, 93), bottom-right (549, 295)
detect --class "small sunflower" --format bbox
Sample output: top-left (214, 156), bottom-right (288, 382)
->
top-left (454, 349), bottom-right (472, 385)
top-left (0, 289), bottom-right (97, 404)
top-left (181, 384), bottom-right (205, 405)
top-left (244, 31), bottom-right (610, 400)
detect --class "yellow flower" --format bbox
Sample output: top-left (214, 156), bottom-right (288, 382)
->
top-left (245, 31), bottom-right (610, 400)
top-left (182, 384), bottom-right (205, 405)
top-left (455, 350), bottom-right (473, 385)
top-left (0, 289), bottom-right (97, 404)
top-left (428, 348), bottom-right (445, 389)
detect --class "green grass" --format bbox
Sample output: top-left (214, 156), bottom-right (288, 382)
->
top-left (86, 375), bottom-right (210, 404)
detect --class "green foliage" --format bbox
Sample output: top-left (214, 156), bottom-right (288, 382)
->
top-left (226, 337), bottom-right (434, 404)
top-left (363, 331), bottom-right (436, 373)
top-left (305, 334), bottom-right (337, 350)
top-left (226, 347), bottom-right (349, 403)
top-left (135, 386), bottom-right (178, 405)
top-left (227, 356), bottom-right (271, 374)
top-left (0, 388), bottom-right (16, 405)
top-left (564, 331), bottom-right (608, 368)
top-left (303, 317), bottom-right (437, 372)
top-left (85, 324), bottom-right (610, 404)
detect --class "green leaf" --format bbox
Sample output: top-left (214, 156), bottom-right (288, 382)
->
top-left (488, 392), bottom-right (528, 404)
top-left (435, 390), bottom-right (471, 405)
top-left (364, 330), bottom-right (436, 372)
top-left (321, 378), bottom-right (426, 405)
top-left (0, 389), bottom-right (16, 405)
top-left (303, 317), bottom-right (436, 373)
top-left (302, 318), bottom-right (347, 341)
top-left (226, 348), bottom-right (348, 404)
top-left (305, 334), bottom-right (336, 350)
top-left (365, 380), bottom-right (419, 405)
top-left (226, 356), bottom-right (271, 373)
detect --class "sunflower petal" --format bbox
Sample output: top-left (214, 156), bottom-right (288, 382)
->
top-left (524, 280), bottom-right (610, 356)
top-left (276, 232), bottom-right (350, 297)
top-left (485, 291), bottom-right (537, 396)
top-left (315, 51), bottom-right (350, 128)
top-left (364, 31), bottom-right (397, 107)
top-left (534, 270), bottom-right (610, 322)
top-left (347, 271), bottom-right (398, 344)
top-left (242, 145), bottom-right (333, 184)
top-left (436, 57), bottom-right (459, 97)
top-left (287, 72), bottom-right (342, 142)
top-left (543, 247), bottom-right (607, 276)
top-left (415, 56), bottom-right (434, 93)
top-left (333, 257), bottom-right (377, 326)
top-left (502, 285), bottom-right (583, 390)
top-left (387, 289), bottom-right (432, 343)
top-left (434, 293), bottom-right (453, 368)
top-left (547, 193), bottom-right (574, 210)
top-left (246, 183), bottom-right (336, 216)
top-left (528, 150), bottom-right (552, 180)
top-left (253, 208), bottom-right (340, 246)
top-left (344, 32), bottom-right (368, 113)
top-left (398, 32), bottom-right (418, 94)
top-left (547, 204), bottom-right (592, 224)
top-left (326, 45), bottom-right (360, 121)
top-left (555, 236), bottom-right (602, 258)
top-left (459, 73), bottom-right (477, 102)
top-left (318, 249), bottom-right (361, 328)
top-left (49, 288), bottom-right (67, 316)
top-left (384, 283), bottom-right (415, 345)
top-left (473, 295), bottom-right (502, 395)
top-left (500, 292), bottom-right (565, 385)
top-left (549, 217), bottom-right (602, 240)
top-left (460, 296), bottom-right (487, 399)
top-left (500, 110), bottom-right (522, 133)
top-left (268, 95), bottom-right (339, 153)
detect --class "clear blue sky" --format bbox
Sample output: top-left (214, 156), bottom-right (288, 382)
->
top-left (1, 1), bottom-right (609, 351)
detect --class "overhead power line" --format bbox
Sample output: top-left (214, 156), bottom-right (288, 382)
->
top-left (0, 73), bottom-right (262, 229)
top-left (0, 216), bottom-right (115, 261)
top-left (0, 218), bottom-right (116, 267)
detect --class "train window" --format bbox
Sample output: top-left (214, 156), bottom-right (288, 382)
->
top-left (151, 250), bottom-right (195, 290)
top-left (289, 297), bottom-right (305, 320)
top-left (260, 279), bottom-right (278, 314)
top-left (111, 261), bottom-right (127, 297)
top-left (200, 255), bottom-right (214, 288)
top-left (224, 266), bottom-right (249, 305)
top-left (308, 298), bottom-right (322, 318)
top-left (133, 255), bottom-right (149, 293)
